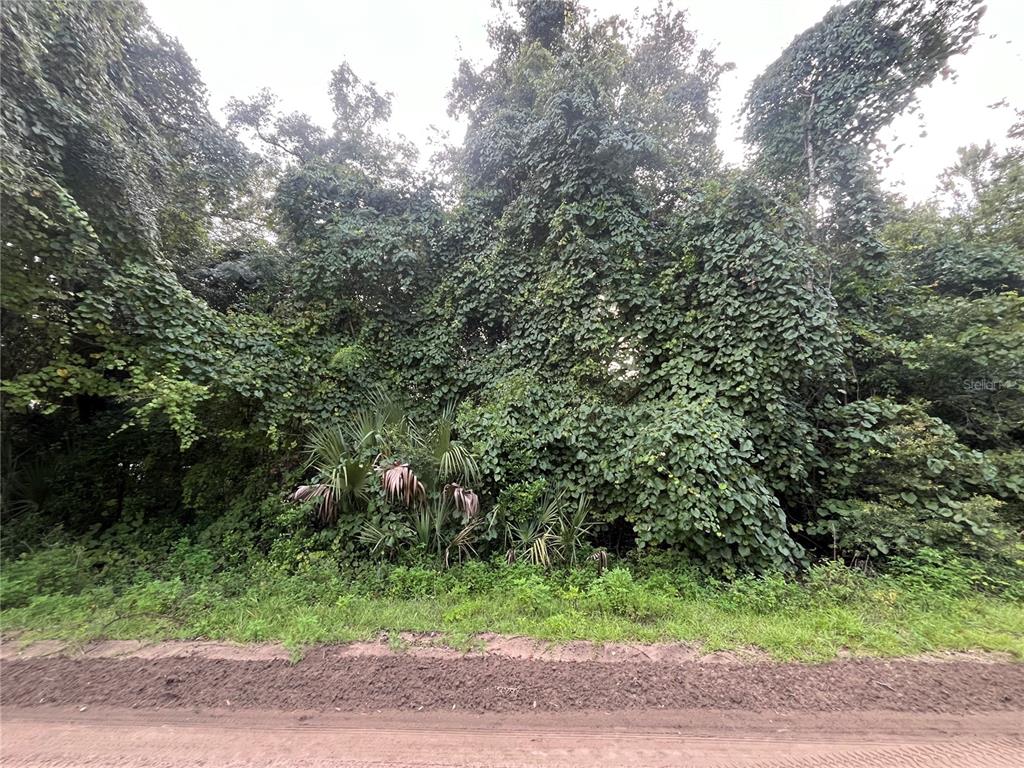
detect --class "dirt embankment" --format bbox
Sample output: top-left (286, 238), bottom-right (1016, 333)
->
top-left (2, 638), bottom-right (1022, 714)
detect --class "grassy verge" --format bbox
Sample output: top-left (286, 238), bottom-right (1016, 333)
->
top-left (2, 545), bottom-right (1023, 661)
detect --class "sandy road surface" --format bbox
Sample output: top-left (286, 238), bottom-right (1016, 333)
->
top-left (2, 640), bottom-right (1022, 766)
top-left (3, 706), bottom-right (1023, 767)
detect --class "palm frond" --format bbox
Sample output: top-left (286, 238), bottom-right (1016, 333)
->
top-left (305, 425), bottom-right (351, 472)
top-left (3, 458), bottom-right (53, 517)
top-left (349, 388), bottom-right (408, 451)
top-left (506, 513), bottom-right (558, 568)
top-left (445, 483), bottom-right (480, 518)
top-left (366, 385), bottom-right (405, 428)
top-left (434, 400), bottom-right (456, 450)
top-left (347, 408), bottom-right (383, 450)
top-left (422, 400), bottom-right (479, 485)
top-left (437, 441), bottom-right (479, 484)
top-left (298, 421), bottom-right (377, 524)
top-left (445, 518), bottom-right (481, 568)
top-left (357, 520), bottom-right (390, 556)
top-left (410, 507), bottom-right (433, 548)
top-left (557, 493), bottom-right (594, 566)
top-left (381, 461), bottom-right (426, 507)
top-left (288, 483), bottom-right (337, 525)
top-left (498, 488), bottom-right (592, 568)
top-left (527, 535), bottom-right (551, 567)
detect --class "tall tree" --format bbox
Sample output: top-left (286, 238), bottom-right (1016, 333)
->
top-left (743, 0), bottom-right (984, 245)
top-left (0, 0), bottom-right (324, 449)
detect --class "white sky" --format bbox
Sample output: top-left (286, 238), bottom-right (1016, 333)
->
top-left (145, 0), bottom-right (1023, 202)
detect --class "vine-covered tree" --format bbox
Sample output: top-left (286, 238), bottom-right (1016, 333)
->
top-left (744, 0), bottom-right (984, 250)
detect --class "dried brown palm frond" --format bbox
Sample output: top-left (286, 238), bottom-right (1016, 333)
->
top-left (445, 483), bottom-right (480, 518)
top-left (526, 534), bottom-right (553, 567)
top-left (590, 548), bottom-right (609, 574)
top-left (381, 461), bottom-right (426, 507)
top-left (288, 483), bottom-right (337, 525)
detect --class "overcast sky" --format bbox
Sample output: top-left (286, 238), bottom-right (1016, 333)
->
top-left (145, 0), bottom-right (1023, 203)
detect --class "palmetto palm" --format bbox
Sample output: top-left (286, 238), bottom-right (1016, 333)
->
top-left (407, 400), bottom-right (479, 495)
top-left (373, 401), bottom-right (481, 559)
top-left (501, 489), bottom-right (594, 568)
top-left (293, 423), bottom-right (376, 525)
top-left (292, 392), bottom-right (481, 549)
top-left (291, 388), bottom-right (410, 523)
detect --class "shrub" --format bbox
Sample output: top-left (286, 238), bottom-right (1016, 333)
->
top-left (584, 567), bottom-right (673, 622)
top-left (0, 545), bottom-right (95, 609)
top-left (889, 547), bottom-right (1000, 599)
top-left (803, 560), bottom-right (870, 604)
top-left (120, 577), bottom-right (186, 614)
top-left (812, 398), bottom-right (1020, 562)
top-left (447, 559), bottom-right (498, 593)
top-left (463, 377), bottom-right (807, 573)
top-left (627, 549), bottom-right (706, 598)
top-left (385, 565), bottom-right (444, 599)
top-left (722, 573), bottom-right (800, 614)
top-left (503, 570), bottom-right (557, 616)
top-left (165, 539), bottom-right (217, 583)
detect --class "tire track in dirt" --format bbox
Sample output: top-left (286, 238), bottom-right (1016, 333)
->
top-left (2, 707), bottom-right (1022, 767)
top-left (5, 750), bottom-right (1024, 768)
top-left (730, 738), bottom-right (1024, 767)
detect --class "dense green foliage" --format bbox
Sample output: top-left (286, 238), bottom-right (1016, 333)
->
top-left (2, 0), bottom-right (1021, 626)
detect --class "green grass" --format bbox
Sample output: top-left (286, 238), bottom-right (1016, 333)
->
top-left (2, 547), bottom-right (1022, 661)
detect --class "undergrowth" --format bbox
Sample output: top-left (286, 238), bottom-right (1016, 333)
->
top-left (2, 542), bottom-right (1022, 662)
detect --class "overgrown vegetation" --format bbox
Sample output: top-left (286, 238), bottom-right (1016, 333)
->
top-left (2, 544), bottom-right (1022, 660)
top-left (1, 0), bottom-right (1021, 654)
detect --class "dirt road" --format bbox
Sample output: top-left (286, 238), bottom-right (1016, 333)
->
top-left (2, 639), bottom-right (1022, 766)
top-left (3, 706), bottom-right (1022, 767)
